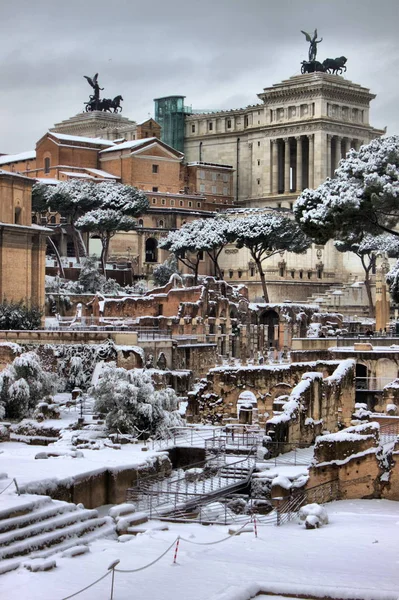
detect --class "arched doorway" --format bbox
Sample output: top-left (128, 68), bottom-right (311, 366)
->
top-left (259, 309), bottom-right (280, 349)
top-left (237, 391), bottom-right (257, 424)
top-left (145, 238), bottom-right (158, 263)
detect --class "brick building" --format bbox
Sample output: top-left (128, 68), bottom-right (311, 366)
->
top-left (0, 171), bottom-right (48, 307)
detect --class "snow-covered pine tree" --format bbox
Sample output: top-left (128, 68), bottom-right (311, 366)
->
top-left (227, 213), bottom-right (311, 302)
top-left (159, 217), bottom-right (229, 282)
top-left (335, 233), bottom-right (399, 316)
top-left (294, 135), bottom-right (399, 301)
top-left (76, 209), bottom-right (137, 275)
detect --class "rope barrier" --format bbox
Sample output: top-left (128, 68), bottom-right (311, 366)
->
top-left (57, 516), bottom-right (265, 598)
top-left (60, 570), bottom-right (111, 600)
top-left (0, 480), bottom-right (14, 495)
top-left (114, 537), bottom-right (179, 573)
top-left (180, 520), bottom-right (253, 545)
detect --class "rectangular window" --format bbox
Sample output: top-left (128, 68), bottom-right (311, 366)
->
top-left (199, 170), bottom-right (205, 179)
top-left (44, 157), bottom-right (50, 174)
top-left (208, 122), bottom-right (213, 131)
top-left (223, 174), bottom-right (229, 182)
top-left (170, 199), bottom-right (175, 206)
top-left (212, 172), bottom-right (217, 181)
top-left (244, 116), bottom-right (249, 127)
top-left (257, 179), bottom-right (260, 185)
top-left (223, 187), bottom-right (228, 195)
top-left (227, 119), bottom-right (232, 129)
top-left (212, 186), bottom-right (217, 194)
top-left (257, 160), bottom-right (260, 166)
top-left (191, 124), bottom-right (195, 133)
top-left (257, 141), bottom-right (261, 147)
top-left (200, 184), bottom-right (205, 193)
top-left (152, 187), bottom-right (158, 192)
top-left (152, 164), bottom-right (158, 174)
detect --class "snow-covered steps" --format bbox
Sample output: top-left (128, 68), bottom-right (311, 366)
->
top-left (108, 503), bottom-right (149, 534)
top-left (0, 494), bottom-right (116, 563)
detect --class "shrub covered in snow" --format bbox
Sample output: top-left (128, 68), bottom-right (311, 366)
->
top-left (152, 255), bottom-right (180, 287)
top-left (0, 352), bottom-right (56, 420)
top-left (0, 300), bottom-right (42, 330)
top-left (91, 365), bottom-right (184, 437)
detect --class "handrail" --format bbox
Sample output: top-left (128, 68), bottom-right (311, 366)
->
top-left (129, 445), bottom-right (257, 518)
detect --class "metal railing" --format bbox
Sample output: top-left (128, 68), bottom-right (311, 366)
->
top-left (263, 441), bottom-right (315, 466)
top-left (127, 447), bottom-right (256, 519)
top-left (275, 478), bottom-right (340, 525)
top-left (356, 377), bottom-right (394, 391)
top-left (379, 421), bottom-right (399, 445)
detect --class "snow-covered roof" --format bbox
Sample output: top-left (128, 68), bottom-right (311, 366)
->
top-left (84, 168), bottom-right (119, 179)
top-left (0, 170), bottom-right (34, 182)
top-left (0, 151), bottom-right (36, 166)
top-left (59, 172), bottom-right (95, 179)
top-left (48, 132), bottom-right (115, 146)
top-left (36, 178), bottom-right (60, 185)
top-left (100, 137), bottom-right (157, 154)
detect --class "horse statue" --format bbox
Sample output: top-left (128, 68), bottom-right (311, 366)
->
top-left (322, 56), bottom-right (347, 75)
top-left (301, 60), bottom-right (326, 74)
top-left (84, 94), bottom-right (123, 113)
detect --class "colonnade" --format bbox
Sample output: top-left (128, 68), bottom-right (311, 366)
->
top-left (270, 134), bottom-right (365, 195)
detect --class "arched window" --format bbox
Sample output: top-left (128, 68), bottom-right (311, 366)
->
top-left (158, 220), bottom-right (164, 228)
top-left (138, 219), bottom-right (144, 227)
top-left (145, 238), bottom-right (158, 263)
top-left (50, 215), bottom-right (56, 224)
top-left (44, 157), bottom-right (51, 174)
top-left (14, 207), bottom-right (21, 224)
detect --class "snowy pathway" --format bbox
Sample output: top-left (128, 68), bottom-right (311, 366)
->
top-left (1, 499), bottom-right (397, 600)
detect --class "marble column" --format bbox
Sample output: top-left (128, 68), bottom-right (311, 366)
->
top-left (295, 136), bottom-right (302, 192)
top-left (271, 139), bottom-right (279, 194)
top-left (343, 137), bottom-right (351, 158)
top-left (334, 136), bottom-right (342, 170)
top-left (327, 134), bottom-right (332, 179)
top-left (308, 134), bottom-right (314, 189)
top-left (284, 137), bottom-right (290, 193)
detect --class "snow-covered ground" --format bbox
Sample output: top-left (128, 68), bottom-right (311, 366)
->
top-left (1, 499), bottom-right (398, 600)
top-left (0, 440), bottom-right (160, 492)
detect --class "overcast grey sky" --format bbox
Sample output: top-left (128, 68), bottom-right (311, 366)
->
top-left (1, 0), bottom-right (398, 154)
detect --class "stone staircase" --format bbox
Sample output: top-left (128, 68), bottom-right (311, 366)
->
top-left (0, 494), bottom-right (115, 574)
top-left (306, 279), bottom-right (371, 316)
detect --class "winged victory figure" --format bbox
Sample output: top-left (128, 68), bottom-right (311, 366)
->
top-left (301, 29), bottom-right (323, 62)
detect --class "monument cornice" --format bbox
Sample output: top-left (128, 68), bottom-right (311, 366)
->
top-left (258, 85), bottom-right (374, 107)
top-left (260, 119), bottom-right (384, 138)
top-left (185, 119), bottom-right (384, 142)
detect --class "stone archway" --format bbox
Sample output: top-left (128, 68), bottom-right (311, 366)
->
top-left (237, 390), bottom-right (257, 425)
top-left (145, 238), bottom-right (158, 263)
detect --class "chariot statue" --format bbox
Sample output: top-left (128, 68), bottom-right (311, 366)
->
top-left (300, 30), bottom-right (348, 76)
top-left (83, 73), bottom-right (123, 113)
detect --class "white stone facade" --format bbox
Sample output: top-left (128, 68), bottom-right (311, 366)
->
top-left (183, 73), bottom-right (385, 301)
